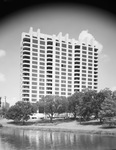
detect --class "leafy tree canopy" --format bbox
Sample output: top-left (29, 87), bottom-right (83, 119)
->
top-left (6, 101), bottom-right (35, 124)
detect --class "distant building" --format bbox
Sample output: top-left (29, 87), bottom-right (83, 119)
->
top-left (0, 97), bottom-right (10, 110)
top-left (20, 27), bottom-right (102, 103)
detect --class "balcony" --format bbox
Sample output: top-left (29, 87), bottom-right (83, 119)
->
top-left (23, 42), bottom-right (30, 47)
top-left (22, 94), bottom-right (29, 98)
top-left (47, 54), bottom-right (53, 58)
top-left (23, 68), bottom-right (30, 72)
top-left (23, 77), bottom-right (29, 81)
top-left (47, 62), bottom-right (52, 66)
top-left (23, 81), bottom-right (29, 85)
top-left (23, 56), bottom-right (30, 60)
top-left (23, 64), bottom-right (30, 68)
top-left (23, 60), bottom-right (30, 64)
top-left (23, 51), bottom-right (30, 55)
top-left (47, 41), bottom-right (53, 45)
top-left (23, 38), bottom-right (30, 42)
top-left (47, 46), bottom-right (53, 49)
top-left (23, 73), bottom-right (29, 76)
top-left (47, 50), bottom-right (53, 54)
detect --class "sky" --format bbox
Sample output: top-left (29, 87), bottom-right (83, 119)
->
top-left (0, 1), bottom-right (116, 105)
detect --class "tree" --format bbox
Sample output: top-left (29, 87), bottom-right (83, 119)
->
top-left (41, 95), bottom-right (67, 122)
top-left (79, 90), bottom-right (97, 121)
top-left (99, 97), bottom-right (116, 119)
top-left (68, 92), bottom-right (83, 119)
top-left (6, 101), bottom-right (35, 124)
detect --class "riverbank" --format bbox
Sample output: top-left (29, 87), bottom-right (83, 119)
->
top-left (1, 118), bottom-right (116, 136)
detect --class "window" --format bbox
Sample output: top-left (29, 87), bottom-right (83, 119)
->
top-left (40, 50), bottom-right (45, 53)
top-left (82, 46), bottom-right (87, 50)
top-left (61, 92), bottom-right (65, 95)
top-left (40, 41), bottom-right (45, 45)
top-left (32, 90), bottom-right (37, 93)
top-left (62, 52), bottom-right (66, 56)
top-left (56, 51), bottom-right (60, 55)
top-left (61, 88), bottom-right (66, 91)
top-left (23, 38), bottom-right (30, 42)
top-left (32, 82), bottom-right (37, 85)
top-left (75, 45), bottom-right (80, 49)
top-left (88, 56), bottom-right (92, 59)
top-left (61, 80), bottom-right (66, 83)
top-left (32, 95), bottom-right (37, 97)
top-left (61, 64), bottom-right (66, 67)
top-left (40, 54), bottom-right (45, 57)
top-left (32, 53), bottom-right (38, 56)
top-left (67, 52), bottom-right (71, 57)
top-left (40, 66), bottom-right (44, 69)
top-left (47, 46), bottom-right (53, 49)
top-left (32, 65), bottom-right (37, 69)
top-left (40, 62), bottom-right (45, 65)
top-left (56, 42), bottom-right (60, 46)
top-left (61, 84), bottom-right (65, 87)
top-left (32, 69), bottom-right (37, 73)
top-left (88, 52), bottom-right (92, 55)
top-left (55, 71), bottom-right (59, 75)
top-left (82, 59), bottom-right (86, 62)
top-left (62, 48), bottom-right (66, 52)
top-left (68, 73), bottom-right (72, 76)
top-left (32, 74), bottom-right (37, 77)
top-left (61, 76), bottom-right (66, 79)
top-left (40, 58), bottom-right (45, 61)
top-left (68, 45), bottom-right (72, 49)
top-left (62, 43), bottom-right (66, 48)
top-left (68, 61), bottom-right (72, 64)
top-left (88, 47), bottom-right (93, 51)
top-left (56, 47), bottom-right (60, 50)
top-left (56, 67), bottom-right (59, 71)
top-left (68, 49), bottom-right (72, 53)
top-left (62, 60), bottom-right (66, 64)
top-left (61, 72), bottom-right (66, 75)
top-left (32, 86), bottom-right (37, 89)
top-left (33, 39), bottom-right (38, 44)
top-left (40, 70), bottom-right (44, 74)
top-left (82, 51), bottom-right (87, 54)
top-left (32, 49), bottom-right (37, 52)
top-left (82, 55), bottom-right (86, 58)
top-left (68, 65), bottom-right (72, 68)
top-left (40, 46), bottom-right (45, 49)
top-left (56, 59), bottom-right (60, 62)
top-left (33, 44), bottom-right (38, 48)
top-left (47, 41), bottom-right (53, 45)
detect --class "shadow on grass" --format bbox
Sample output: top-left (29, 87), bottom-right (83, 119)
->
top-left (35, 118), bottom-right (74, 125)
top-left (7, 121), bottom-right (36, 126)
top-left (7, 118), bottom-right (73, 126)
top-left (79, 120), bottom-right (102, 126)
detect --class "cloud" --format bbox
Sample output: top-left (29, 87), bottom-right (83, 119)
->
top-left (78, 30), bottom-right (103, 53)
top-left (0, 73), bottom-right (6, 82)
top-left (99, 54), bottom-right (110, 62)
top-left (110, 86), bottom-right (116, 91)
top-left (0, 49), bottom-right (6, 58)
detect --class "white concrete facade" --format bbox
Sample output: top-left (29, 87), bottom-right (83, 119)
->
top-left (20, 27), bottom-right (100, 103)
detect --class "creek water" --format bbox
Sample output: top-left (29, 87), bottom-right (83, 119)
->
top-left (0, 127), bottom-right (116, 150)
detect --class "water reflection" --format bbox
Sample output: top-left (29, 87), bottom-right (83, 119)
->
top-left (0, 127), bottom-right (116, 150)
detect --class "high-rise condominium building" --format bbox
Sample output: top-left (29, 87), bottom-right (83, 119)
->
top-left (20, 27), bottom-right (101, 103)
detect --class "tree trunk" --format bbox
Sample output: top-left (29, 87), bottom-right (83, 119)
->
top-left (50, 116), bottom-right (53, 123)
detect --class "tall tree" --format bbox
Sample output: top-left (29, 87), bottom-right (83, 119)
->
top-left (99, 97), bottom-right (116, 119)
top-left (79, 90), bottom-right (97, 121)
top-left (68, 91), bottom-right (83, 119)
top-left (42, 95), bottom-right (67, 122)
top-left (6, 101), bottom-right (35, 124)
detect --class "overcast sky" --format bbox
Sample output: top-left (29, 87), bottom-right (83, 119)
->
top-left (0, 2), bottom-right (116, 105)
